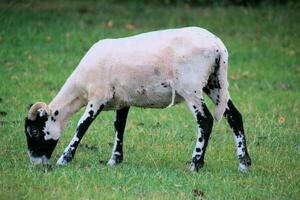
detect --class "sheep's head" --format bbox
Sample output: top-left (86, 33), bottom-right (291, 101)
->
top-left (24, 102), bottom-right (60, 165)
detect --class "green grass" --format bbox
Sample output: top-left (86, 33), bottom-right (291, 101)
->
top-left (0, 1), bottom-right (299, 199)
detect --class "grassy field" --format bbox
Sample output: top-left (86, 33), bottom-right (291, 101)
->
top-left (0, 1), bottom-right (299, 199)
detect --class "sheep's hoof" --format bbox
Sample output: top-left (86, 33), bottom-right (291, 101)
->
top-left (107, 155), bottom-right (123, 166)
top-left (238, 163), bottom-right (248, 172)
top-left (56, 156), bottom-right (68, 166)
top-left (238, 153), bottom-right (251, 172)
top-left (190, 159), bottom-right (204, 172)
top-left (190, 163), bottom-right (197, 172)
top-left (107, 159), bottom-right (117, 166)
top-left (242, 154), bottom-right (252, 166)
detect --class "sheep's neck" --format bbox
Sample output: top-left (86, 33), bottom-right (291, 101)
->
top-left (48, 77), bottom-right (85, 129)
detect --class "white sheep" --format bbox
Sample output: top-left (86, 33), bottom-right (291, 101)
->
top-left (25, 27), bottom-right (251, 172)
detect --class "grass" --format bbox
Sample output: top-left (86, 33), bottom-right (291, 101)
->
top-left (0, 1), bottom-right (299, 199)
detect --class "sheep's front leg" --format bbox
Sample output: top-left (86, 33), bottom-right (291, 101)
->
top-left (187, 99), bottom-right (214, 172)
top-left (56, 101), bottom-right (105, 166)
top-left (224, 99), bottom-right (251, 172)
top-left (107, 107), bottom-right (130, 166)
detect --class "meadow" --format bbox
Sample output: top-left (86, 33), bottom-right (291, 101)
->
top-left (0, 1), bottom-right (299, 199)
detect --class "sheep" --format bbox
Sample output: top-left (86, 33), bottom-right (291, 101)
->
top-left (24, 27), bottom-right (251, 172)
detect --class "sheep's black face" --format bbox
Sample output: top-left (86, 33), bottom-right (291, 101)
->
top-left (24, 116), bottom-right (58, 165)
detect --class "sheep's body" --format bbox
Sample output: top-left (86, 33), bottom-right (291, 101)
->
top-left (25, 27), bottom-right (251, 172)
top-left (60, 27), bottom-right (226, 112)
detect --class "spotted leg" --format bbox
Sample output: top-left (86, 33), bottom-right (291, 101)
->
top-left (107, 107), bottom-right (130, 166)
top-left (56, 101), bottom-right (105, 166)
top-left (187, 98), bottom-right (214, 172)
top-left (224, 99), bottom-right (251, 172)
top-left (203, 75), bottom-right (251, 172)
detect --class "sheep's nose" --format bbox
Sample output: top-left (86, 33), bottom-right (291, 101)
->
top-left (29, 152), bottom-right (49, 165)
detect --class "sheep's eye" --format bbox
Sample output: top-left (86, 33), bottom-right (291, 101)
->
top-left (31, 128), bottom-right (39, 138)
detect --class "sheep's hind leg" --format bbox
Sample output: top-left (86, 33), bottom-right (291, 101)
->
top-left (56, 101), bottom-right (106, 166)
top-left (204, 85), bottom-right (251, 172)
top-left (107, 107), bottom-right (130, 166)
top-left (186, 98), bottom-right (214, 172)
top-left (224, 99), bottom-right (251, 172)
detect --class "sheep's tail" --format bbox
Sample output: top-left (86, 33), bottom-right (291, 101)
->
top-left (214, 45), bottom-right (229, 121)
top-left (166, 80), bottom-right (175, 108)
